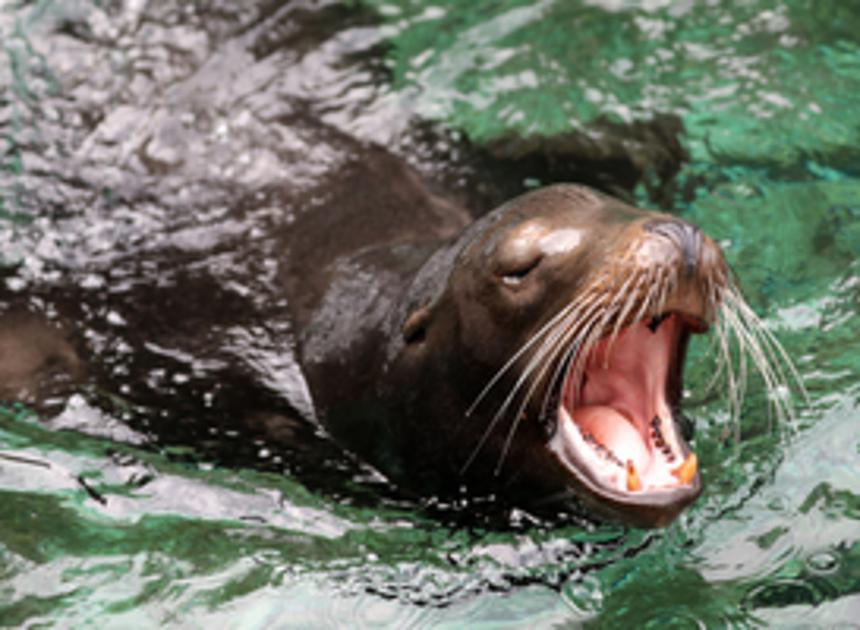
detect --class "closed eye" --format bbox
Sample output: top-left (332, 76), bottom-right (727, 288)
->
top-left (500, 255), bottom-right (542, 286)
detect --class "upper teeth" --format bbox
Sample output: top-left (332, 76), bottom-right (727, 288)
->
top-left (650, 416), bottom-right (676, 461)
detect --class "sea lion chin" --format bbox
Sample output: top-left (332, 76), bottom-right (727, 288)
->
top-left (299, 183), bottom-right (741, 528)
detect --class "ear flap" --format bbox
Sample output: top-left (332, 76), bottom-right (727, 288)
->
top-left (402, 306), bottom-right (430, 344)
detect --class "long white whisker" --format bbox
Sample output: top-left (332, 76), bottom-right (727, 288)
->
top-left (713, 301), bottom-right (741, 438)
top-left (465, 295), bottom-right (583, 416)
top-left (720, 296), bottom-right (790, 432)
top-left (570, 296), bottom-right (623, 407)
top-left (461, 291), bottom-right (603, 474)
top-left (724, 285), bottom-right (808, 406)
top-left (492, 295), bottom-right (615, 474)
top-left (701, 277), bottom-right (728, 397)
top-left (603, 270), bottom-right (651, 367)
top-left (721, 291), bottom-right (796, 434)
top-left (537, 305), bottom-right (607, 421)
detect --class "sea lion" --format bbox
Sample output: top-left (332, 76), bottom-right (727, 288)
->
top-left (0, 147), bottom-right (785, 528)
top-left (0, 118), bottom-right (782, 527)
top-left (0, 0), bottom-right (800, 531)
top-left (290, 183), bottom-right (741, 527)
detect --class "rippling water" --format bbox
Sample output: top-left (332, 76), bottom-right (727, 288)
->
top-left (1, 0), bottom-right (859, 626)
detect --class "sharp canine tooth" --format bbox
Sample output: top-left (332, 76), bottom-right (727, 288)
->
top-left (672, 453), bottom-right (698, 484)
top-left (626, 460), bottom-right (642, 492)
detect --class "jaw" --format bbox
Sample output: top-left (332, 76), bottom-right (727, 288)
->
top-left (547, 314), bottom-right (703, 527)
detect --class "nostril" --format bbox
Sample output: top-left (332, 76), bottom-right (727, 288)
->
top-left (644, 219), bottom-right (702, 277)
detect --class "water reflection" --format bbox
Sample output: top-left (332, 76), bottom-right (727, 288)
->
top-left (1, 0), bottom-right (859, 625)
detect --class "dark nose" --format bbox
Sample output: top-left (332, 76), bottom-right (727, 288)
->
top-left (644, 219), bottom-right (703, 277)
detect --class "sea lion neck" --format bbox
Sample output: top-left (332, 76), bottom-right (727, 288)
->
top-left (277, 142), bottom-right (472, 338)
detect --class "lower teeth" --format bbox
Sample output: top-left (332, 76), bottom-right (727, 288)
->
top-left (579, 428), bottom-right (623, 468)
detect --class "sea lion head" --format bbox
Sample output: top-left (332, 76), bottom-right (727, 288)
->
top-left (387, 184), bottom-right (783, 527)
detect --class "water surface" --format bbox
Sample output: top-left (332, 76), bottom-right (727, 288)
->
top-left (1, 0), bottom-right (859, 626)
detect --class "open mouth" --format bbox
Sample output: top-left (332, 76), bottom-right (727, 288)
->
top-left (549, 312), bottom-right (704, 525)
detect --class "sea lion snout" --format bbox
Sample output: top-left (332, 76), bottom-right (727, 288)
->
top-left (622, 217), bottom-right (728, 326)
top-left (644, 218), bottom-right (704, 277)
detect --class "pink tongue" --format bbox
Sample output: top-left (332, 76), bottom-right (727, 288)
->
top-left (574, 406), bottom-right (649, 472)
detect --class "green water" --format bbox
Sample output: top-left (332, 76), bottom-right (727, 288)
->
top-left (2, 0), bottom-right (859, 627)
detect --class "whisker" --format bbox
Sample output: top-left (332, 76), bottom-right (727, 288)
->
top-left (465, 295), bottom-right (584, 417)
top-left (493, 300), bottom-right (610, 466)
top-left (536, 302), bottom-right (605, 421)
top-left (720, 288), bottom-right (799, 434)
top-left (633, 267), bottom-right (665, 327)
top-left (722, 305), bottom-right (778, 430)
top-left (724, 284), bottom-right (808, 406)
top-left (701, 277), bottom-right (728, 397)
top-left (570, 297), bottom-right (621, 407)
top-left (713, 301), bottom-right (741, 439)
top-left (461, 292), bottom-right (601, 474)
top-left (603, 270), bottom-right (651, 367)
top-left (653, 265), bottom-right (676, 322)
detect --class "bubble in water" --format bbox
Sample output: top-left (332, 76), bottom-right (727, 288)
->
top-left (743, 577), bottom-right (825, 609)
top-left (560, 573), bottom-right (603, 621)
top-left (805, 549), bottom-right (839, 575)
